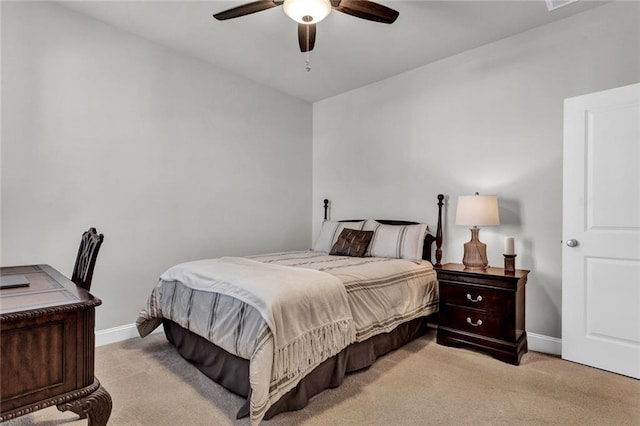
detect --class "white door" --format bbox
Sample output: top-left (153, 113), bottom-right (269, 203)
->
top-left (562, 83), bottom-right (640, 379)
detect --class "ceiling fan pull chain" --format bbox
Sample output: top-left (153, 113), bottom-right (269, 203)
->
top-left (305, 25), bottom-right (311, 72)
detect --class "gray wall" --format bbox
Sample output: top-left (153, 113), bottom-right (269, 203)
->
top-left (3, 1), bottom-right (639, 341)
top-left (313, 2), bottom-right (640, 339)
top-left (1, 2), bottom-right (313, 330)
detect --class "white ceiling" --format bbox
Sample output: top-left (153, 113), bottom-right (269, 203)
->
top-left (59, 0), bottom-right (608, 102)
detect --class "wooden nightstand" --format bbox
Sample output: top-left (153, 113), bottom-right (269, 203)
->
top-left (436, 263), bottom-right (529, 365)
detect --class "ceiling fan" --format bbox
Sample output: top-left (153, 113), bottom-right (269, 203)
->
top-left (213, 0), bottom-right (399, 52)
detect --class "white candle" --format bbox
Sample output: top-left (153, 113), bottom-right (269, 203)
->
top-left (504, 236), bottom-right (515, 255)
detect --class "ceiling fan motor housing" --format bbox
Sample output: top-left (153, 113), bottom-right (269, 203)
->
top-left (283, 0), bottom-right (332, 24)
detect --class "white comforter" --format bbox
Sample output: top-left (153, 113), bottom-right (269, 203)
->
top-left (249, 251), bottom-right (438, 341)
top-left (160, 257), bottom-right (356, 382)
top-left (157, 256), bottom-right (356, 423)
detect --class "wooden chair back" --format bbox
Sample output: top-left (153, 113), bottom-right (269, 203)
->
top-left (71, 227), bottom-right (104, 292)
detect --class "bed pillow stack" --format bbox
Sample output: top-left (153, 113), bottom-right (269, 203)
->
top-left (313, 220), bottom-right (429, 262)
top-left (362, 220), bottom-right (429, 262)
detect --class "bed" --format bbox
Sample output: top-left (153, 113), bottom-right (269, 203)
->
top-left (137, 194), bottom-right (444, 424)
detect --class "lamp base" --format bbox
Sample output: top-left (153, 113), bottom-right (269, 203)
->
top-left (462, 227), bottom-right (489, 270)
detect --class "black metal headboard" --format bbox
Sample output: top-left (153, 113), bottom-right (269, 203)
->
top-left (323, 194), bottom-right (444, 267)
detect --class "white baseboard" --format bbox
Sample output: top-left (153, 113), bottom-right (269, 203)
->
top-left (528, 332), bottom-right (562, 355)
top-left (95, 323), bottom-right (162, 347)
top-left (97, 323), bottom-right (563, 355)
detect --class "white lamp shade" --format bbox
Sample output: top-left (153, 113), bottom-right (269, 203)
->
top-left (455, 195), bottom-right (500, 226)
top-left (283, 0), bottom-right (332, 24)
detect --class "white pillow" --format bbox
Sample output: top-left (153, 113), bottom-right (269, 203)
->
top-left (363, 219), bottom-right (429, 261)
top-left (313, 221), bottom-right (365, 252)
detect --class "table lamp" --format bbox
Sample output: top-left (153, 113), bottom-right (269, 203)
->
top-left (455, 193), bottom-right (500, 270)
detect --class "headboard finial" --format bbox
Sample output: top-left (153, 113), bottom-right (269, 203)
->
top-left (323, 199), bottom-right (329, 221)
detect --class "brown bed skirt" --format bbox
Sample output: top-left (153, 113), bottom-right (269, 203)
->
top-left (163, 316), bottom-right (432, 420)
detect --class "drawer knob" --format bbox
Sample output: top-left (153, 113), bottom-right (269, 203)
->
top-left (466, 317), bottom-right (483, 327)
top-left (466, 294), bottom-right (483, 303)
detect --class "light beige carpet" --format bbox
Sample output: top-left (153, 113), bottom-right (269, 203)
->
top-left (5, 329), bottom-right (639, 425)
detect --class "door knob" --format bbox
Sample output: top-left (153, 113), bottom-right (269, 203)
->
top-left (566, 239), bottom-right (579, 247)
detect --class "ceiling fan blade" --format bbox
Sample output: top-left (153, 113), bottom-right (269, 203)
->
top-left (298, 23), bottom-right (317, 52)
top-left (213, 1), bottom-right (280, 21)
top-left (334, 0), bottom-right (399, 24)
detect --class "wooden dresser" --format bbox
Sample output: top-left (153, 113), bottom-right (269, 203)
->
top-left (0, 264), bottom-right (112, 424)
top-left (436, 263), bottom-right (529, 365)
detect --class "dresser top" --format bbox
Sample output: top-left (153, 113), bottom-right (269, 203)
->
top-left (0, 264), bottom-right (101, 318)
top-left (437, 263), bottom-right (529, 279)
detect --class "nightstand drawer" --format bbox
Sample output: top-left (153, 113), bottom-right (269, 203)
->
top-left (440, 282), bottom-right (512, 313)
top-left (440, 306), bottom-right (513, 341)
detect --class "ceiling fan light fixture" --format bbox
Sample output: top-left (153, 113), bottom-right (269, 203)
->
top-left (283, 0), bottom-right (332, 24)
